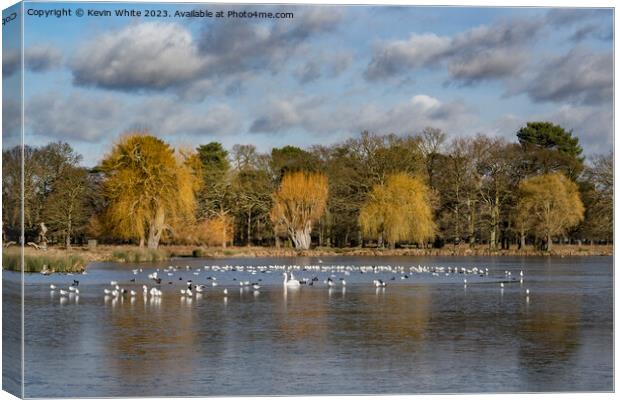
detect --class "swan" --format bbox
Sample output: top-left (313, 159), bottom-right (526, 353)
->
top-left (283, 272), bottom-right (300, 287)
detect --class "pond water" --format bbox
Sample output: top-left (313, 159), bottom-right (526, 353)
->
top-left (3, 255), bottom-right (614, 397)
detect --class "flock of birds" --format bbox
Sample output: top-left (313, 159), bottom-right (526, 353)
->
top-left (47, 262), bottom-right (531, 304)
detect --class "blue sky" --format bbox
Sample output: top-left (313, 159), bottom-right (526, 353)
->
top-left (2, 3), bottom-right (613, 166)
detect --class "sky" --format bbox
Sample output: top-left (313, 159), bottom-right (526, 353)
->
top-left (2, 2), bottom-right (614, 166)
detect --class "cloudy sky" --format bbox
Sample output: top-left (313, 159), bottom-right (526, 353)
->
top-left (3, 3), bottom-right (614, 166)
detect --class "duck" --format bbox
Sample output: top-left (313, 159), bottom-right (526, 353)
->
top-left (283, 272), bottom-right (300, 287)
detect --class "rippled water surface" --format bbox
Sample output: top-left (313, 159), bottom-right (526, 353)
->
top-left (4, 255), bottom-right (613, 397)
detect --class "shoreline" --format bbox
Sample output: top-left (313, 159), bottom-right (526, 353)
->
top-left (2, 243), bottom-right (613, 273)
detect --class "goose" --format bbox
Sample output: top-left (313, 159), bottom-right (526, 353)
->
top-left (186, 288), bottom-right (193, 297)
top-left (283, 272), bottom-right (300, 287)
top-left (326, 278), bottom-right (335, 287)
top-left (74, 288), bottom-right (80, 295)
top-left (68, 286), bottom-right (76, 292)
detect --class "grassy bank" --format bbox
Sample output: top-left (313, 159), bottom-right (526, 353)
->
top-left (2, 248), bottom-right (87, 273)
top-left (109, 248), bottom-right (169, 263)
top-left (181, 244), bottom-right (613, 258)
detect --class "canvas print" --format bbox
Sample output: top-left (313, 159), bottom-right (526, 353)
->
top-left (1, 1), bottom-right (614, 398)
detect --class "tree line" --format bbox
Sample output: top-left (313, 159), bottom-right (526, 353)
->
top-left (2, 122), bottom-right (612, 251)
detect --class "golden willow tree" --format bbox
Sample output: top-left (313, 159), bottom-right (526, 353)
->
top-left (516, 173), bottom-right (584, 251)
top-left (271, 172), bottom-right (328, 250)
top-left (360, 173), bottom-right (435, 248)
top-left (100, 133), bottom-right (196, 249)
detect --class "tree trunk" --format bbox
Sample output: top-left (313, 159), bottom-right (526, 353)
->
top-left (247, 210), bottom-right (252, 247)
top-left (66, 219), bottom-right (72, 249)
top-left (147, 206), bottom-right (165, 249)
top-left (519, 231), bottom-right (525, 249)
top-left (546, 233), bottom-right (552, 251)
top-left (139, 237), bottom-right (145, 248)
top-left (291, 229), bottom-right (311, 249)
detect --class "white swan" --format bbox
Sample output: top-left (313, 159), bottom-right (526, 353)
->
top-left (283, 272), bottom-right (300, 287)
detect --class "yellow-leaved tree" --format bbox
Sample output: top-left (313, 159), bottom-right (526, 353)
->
top-left (516, 173), bottom-right (584, 251)
top-left (270, 171), bottom-right (328, 250)
top-left (360, 173), bottom-right (435, 248)
top-left (100, 133), bottom-right (196, 248)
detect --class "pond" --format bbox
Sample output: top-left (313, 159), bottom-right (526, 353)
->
top-left (3, 255), bottom-right (613, 397)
